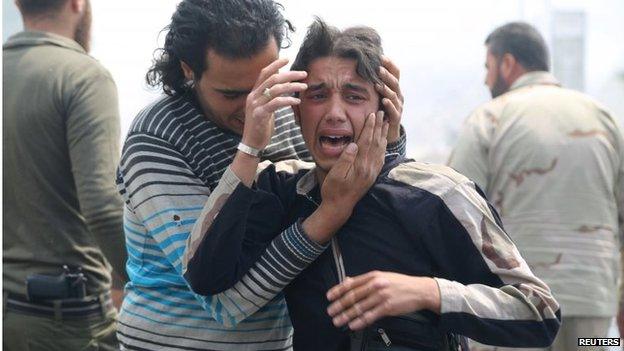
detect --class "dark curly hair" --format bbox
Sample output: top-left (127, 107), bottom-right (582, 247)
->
top-left (291, 18), bottom-right (383, 86)
top-left (147, 0), bottom-right (294, 96)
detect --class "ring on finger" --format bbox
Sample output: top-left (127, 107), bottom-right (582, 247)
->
top-left (262, 87), bottom-right (272, 100)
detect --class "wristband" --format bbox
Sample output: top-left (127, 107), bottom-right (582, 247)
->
top-left (237, 142), bottom-right (263, 158)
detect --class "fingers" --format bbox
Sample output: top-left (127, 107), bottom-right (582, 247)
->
top-left (260, 96), bottom-right (302, 115)
top-left (348, 304), bottom-right (386, 330)
top-left (327, 277), bottom-right (376, 317)
top-left (354, 113), bottom-right (376, 155)
top-left (326, 143), bottom-right (358, 180)
top-left (247, 74), bottom-right (308, 113)
top-left (253, 58), bottom-right (290, 90)
top-left (263, 82), bottom-right (308, 101)
top-left (381, 121), bottom-right (390, 146)
top-left (327, 271), bottom-right (377, 301)
top-left (331, 293), bottom-right (384, 328)
top-left (376, 74), bottom-right (400, 102)
top-left (257, 70), bottom-right (308, 95)
top-left (326, 271), bottom-right (390, 330)
top-left (372, 111), bottom-right (384, 144)
top-left (376, 62), bottom-right (403, 132)
top-left (381, 98), bottom-right (400, 122)
top-left (381, 55), bottom-right (400, 81)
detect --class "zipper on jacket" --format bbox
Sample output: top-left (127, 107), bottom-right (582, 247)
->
top-left (377, 328), bottom-right (392, 347)
top-left (302, 194), bottom-right (346, 283)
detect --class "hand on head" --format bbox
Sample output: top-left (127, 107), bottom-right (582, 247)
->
top-left (242, 58), bottom-right (308, 150)
top-left (376, 56), bottom-right (404, 144)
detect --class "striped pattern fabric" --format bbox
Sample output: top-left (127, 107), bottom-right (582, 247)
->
top-left (115, 94), bottom-right (322, 350)
top-left (184, 156), bottom-right (560, 349)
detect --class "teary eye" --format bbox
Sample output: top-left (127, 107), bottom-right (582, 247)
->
top-left (346, 94), bottom-right (365, 102)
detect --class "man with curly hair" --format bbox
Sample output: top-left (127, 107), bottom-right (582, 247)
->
top-left (115, 1), bottom-right (405, 349)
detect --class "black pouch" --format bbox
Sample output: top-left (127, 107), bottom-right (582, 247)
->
top-left (323, 240), bottom-right (466, 351)
top-left (26, 265), bottom-right (87, 302)
top-left (350, 312), bottom-right (464, 351)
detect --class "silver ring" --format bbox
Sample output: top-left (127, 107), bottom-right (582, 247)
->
top-left (262, 87), bottom-right (272, 100)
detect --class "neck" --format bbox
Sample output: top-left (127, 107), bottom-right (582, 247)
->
top-left (23, 17), bottom-right (75, 40)
top-left (507, 66), bottom-right (528, 88)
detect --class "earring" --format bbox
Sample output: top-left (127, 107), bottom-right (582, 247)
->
top-left (186, 79), bottom-right (195, 89)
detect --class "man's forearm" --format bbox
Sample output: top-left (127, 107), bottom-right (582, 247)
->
top-left (230, 150), bottom-right (261, 187)
top-left (302, 203), bottom-right (351, 244)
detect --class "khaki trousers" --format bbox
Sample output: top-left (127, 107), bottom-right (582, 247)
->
top-left (3, 308), bottom-right (119, 351)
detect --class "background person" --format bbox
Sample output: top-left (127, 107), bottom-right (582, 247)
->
top-left (449, 21), bottom-right (623, 351)
top-left (3, 0), bottom-right (127, 349)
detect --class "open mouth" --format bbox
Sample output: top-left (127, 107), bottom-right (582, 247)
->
top-left (318, 135), bottom-right (353, 157)
top-left (319, 135), bottom-right (352, 146)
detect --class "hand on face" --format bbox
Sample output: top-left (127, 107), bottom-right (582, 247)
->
top-left (242, 58), bottom-right (308, 150)
top-left (326, 271), bottom-right (441, 331)
top-left (320, 111), bottom-right (388, 218)
top-left (375, 56), bottom-right (404, 144)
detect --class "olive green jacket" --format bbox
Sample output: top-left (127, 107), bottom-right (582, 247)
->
top-left (3, 31), bottom-right (127, 296)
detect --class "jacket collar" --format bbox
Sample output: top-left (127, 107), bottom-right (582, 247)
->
top-left (510, 71), bottom-right (560, 91)
top-left (3, 31), bottom-right (86, 54)
top-left (295, 153), bottom-right (403, 195)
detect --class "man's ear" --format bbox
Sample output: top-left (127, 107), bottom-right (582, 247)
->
top-left (180, 61), bottom-right (194, 81)
top-left (500, 53), bottom-right (516, 83)
top-left (293, 103), bottom-right (301, 126)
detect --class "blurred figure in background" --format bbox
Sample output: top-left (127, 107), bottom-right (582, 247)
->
top-left (3, 0), bottom-right (127, 349)
top-left (449, 21), bottom-right (623, 351)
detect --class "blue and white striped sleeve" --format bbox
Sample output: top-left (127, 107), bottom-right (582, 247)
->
top-left (118, 133), bottom-right (326, 327)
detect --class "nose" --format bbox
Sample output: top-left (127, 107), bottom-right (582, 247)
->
top-left (324, 95), bottom-right (347, 124)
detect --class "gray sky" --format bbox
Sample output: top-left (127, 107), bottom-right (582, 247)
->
top-left (3, 0), bottom-right (624, 162)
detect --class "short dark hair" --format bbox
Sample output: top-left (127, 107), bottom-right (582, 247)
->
top-left (485, 22), bottom-right (550, 72)
top-left (291, 18), bottom-right (383, 85)
top-left (147, 0), bottom-right (294, 96)
top-left (16, 0), bottom-right (68, 17)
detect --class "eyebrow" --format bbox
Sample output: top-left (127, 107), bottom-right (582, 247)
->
top-left (307, 82), bottom-right (369, 93)
top-left (344, 83), bottom-right (369, 93)
top-left (307, 83), bottom-right (326, 91)
top-left (214, 88), bottom-right (251, 95)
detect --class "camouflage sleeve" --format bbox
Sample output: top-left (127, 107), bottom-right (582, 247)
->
top-left (448, 107), bottom-right (495, 192)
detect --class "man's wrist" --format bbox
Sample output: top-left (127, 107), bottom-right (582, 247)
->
top-left (387, 124), bottom-right (401, 144)
top-left (411, 277), bottom-right (441, 314)
top-left (237, 142), bottom-right (263, 158)
top-left (303, 203), bottom-right (352, 244)
top-left (231, 150), bottom-right (261, 187)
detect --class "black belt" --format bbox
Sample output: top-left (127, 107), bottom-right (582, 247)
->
top-left (4, 291), bottom-right (113, 320)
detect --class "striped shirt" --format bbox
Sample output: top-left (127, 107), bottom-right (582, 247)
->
top-left (115, 93), bottom-right (324, 350)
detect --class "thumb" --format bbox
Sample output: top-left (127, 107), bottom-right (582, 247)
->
top-left (329, 143), bottom-right (358, 179)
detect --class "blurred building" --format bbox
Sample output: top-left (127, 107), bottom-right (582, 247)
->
top-left (552, 10), bottom-right (586, 91)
